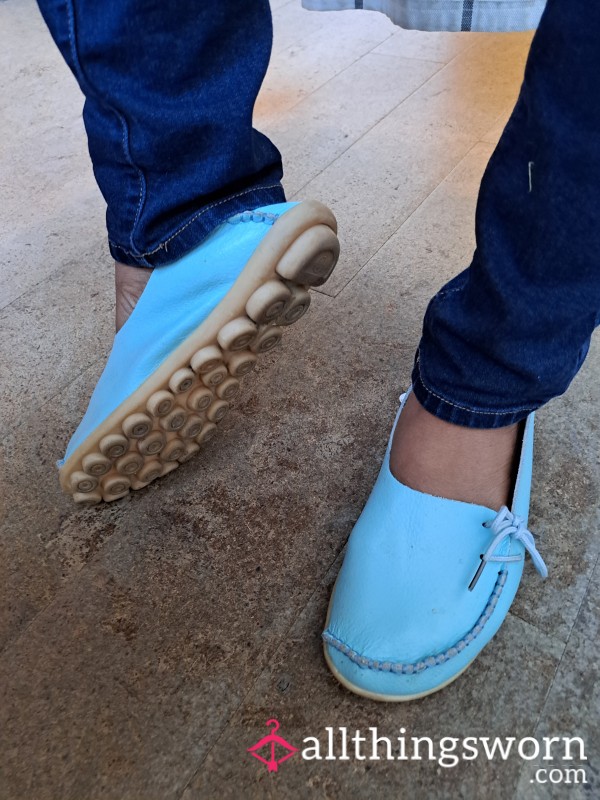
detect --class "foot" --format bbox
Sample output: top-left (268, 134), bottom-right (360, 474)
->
top-left (322, 393), bottom-right (547, 702)
top-left (389, 391), bottom-right (520, 510)
top-left (115, 262), bottom-right (152, 331)
top-left (59, 200), bottom-right (340, 504)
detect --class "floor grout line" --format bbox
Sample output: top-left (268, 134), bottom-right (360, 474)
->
top-left (511, 548), bottom-right (600, 799)
top-left (175, 549), bottom-right (345, 799)
top-left (1, 38), bottom-right (480, 319)
top-left (263, 30), bottom-right (398, 119)
top-left (288, 57), bottom-right (456, 200)
top-left (0, 352), bottom-right (105, 441)
top-left (322, 139), bottom-right (487, 301)
top-left (286, 34), bottom-right (489, 207)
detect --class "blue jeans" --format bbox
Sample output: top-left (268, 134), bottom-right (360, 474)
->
top-left (413, 0), bottom-right (600, 427)
top-left (37, 0), bottom-right (599, 429)
top-left (36, 0), bottom-right (285, 268)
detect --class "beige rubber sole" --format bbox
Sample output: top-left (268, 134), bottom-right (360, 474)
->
top-left (322, 585), bottom-right (472, 702)
top-left (59, 200), bottom-right (339, 504)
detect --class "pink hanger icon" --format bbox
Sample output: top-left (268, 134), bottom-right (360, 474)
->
top-left (247, 719), bottom-right (298, 772)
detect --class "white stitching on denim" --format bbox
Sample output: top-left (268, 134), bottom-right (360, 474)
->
top-left (415, 351), bottom-right (537, 416)
top-left (118, 113), bottom-right (146, 249)
top-left (109, 184), bottom-right (284, 259)
top-left (66, 0), bottom-right (146, 253)
top-left (323, 570), bottom-right (508, 674)
top-left (436, 284), bottom-right (466, 298)
top-left (435, 273), bottom-right (468, 300)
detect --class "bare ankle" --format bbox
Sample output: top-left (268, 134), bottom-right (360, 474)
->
top-left (389, 392), bottom-right (519, 510)
top-left (114, 262), bottom-right (152, 331)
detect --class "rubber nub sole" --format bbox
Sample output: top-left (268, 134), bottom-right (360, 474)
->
top-left (60, 200), bottom-right (339, 504)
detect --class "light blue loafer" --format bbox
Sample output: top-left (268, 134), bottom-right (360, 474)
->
top-left (59, 200), bottom-right (339, 504)
top-left (323, 392), bottom-right (547, 701)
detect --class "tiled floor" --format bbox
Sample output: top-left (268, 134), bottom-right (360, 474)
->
top-left (1, 2), bottom-right (598, 799)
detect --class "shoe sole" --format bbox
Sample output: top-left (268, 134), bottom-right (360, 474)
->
top-left (322, 587), bottom-right (472, 702)
top-left (60, 200), bottom-right (340, 504)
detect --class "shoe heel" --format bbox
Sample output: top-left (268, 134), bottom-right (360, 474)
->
top-left (275, 223), bottom-right (340, 286)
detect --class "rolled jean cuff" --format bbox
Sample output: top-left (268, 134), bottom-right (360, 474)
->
top-left (411, 350), bottom-right (538, 430)
top-left (108, 183), bottom-right (287, 268)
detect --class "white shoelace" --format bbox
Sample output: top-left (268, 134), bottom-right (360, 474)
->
top-left (468, 505), bottom-right (548, 591)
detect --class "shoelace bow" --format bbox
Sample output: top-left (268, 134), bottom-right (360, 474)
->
top-left (468, 505), bottom-right (548, 591)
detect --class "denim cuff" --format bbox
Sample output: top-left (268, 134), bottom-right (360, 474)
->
top-left (109, 183), bottom-right (287, 268)
top-left (411, 351), bottom-right (537, 429)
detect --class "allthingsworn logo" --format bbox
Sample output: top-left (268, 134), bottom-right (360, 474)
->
top-left (247, 722), bottom-right (588, 786)
top-left (247, 719), bottom-right (298, 772)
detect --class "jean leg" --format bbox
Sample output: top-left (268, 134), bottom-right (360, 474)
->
top-left (36, 0), bottom-right (285, 266)
top-left (412, 0), bottom-right (600, 428)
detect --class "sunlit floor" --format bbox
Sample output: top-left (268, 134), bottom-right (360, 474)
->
top-left (1, 1), bottom-right (598, 798)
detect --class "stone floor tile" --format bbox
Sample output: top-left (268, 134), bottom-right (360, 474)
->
top-left (183, 571), bottom-right (563, 800)
top-left (0, 1), bottom-right (99, 310)
top-left (257, 19), bottom-right (394, 124)
top-left (273, 4), bottom-right (393, 55)
top-left (300, 32), bottom-right (531, 296)
top-left (0, 246), bottom-right (114, 426)
top-left (514, 589), bottom-right (600, 799)
top-left (267, 52), bottom-right (443, 199)
top-left (372, 27), bottom-right (479, 64)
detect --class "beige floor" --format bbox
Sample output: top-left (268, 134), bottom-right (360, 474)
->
top-left (1, 1), bottom-right (599, 799)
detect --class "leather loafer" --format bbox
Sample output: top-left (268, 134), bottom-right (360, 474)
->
top-left (323, 392), bottom-right (547, 701)
top-left (59, 200), bottom-right (339, 504)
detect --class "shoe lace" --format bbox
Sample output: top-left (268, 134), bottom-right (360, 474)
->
top-left (468, 505), bottom-right (548, 591)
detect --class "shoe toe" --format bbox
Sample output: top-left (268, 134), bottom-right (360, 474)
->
top-left (323, 465), bottom-right (526, 700)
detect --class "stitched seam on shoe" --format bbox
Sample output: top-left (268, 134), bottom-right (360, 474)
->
top-left (226, 210), bottom-right (279, 225)
top-left (322, 570), bottom-right (508, 674)
top-left (415, 351), bottom-right (538, 416)
top-left (108, 184), bottom-right (283, 258)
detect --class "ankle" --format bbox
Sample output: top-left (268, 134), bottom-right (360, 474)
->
top-left (389, 392), bottom-right (520, 510)
top-left (115, 262), bottom-right (152, 331)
